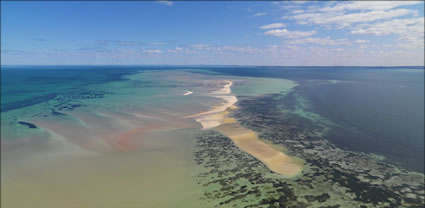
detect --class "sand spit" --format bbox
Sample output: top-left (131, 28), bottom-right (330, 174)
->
top-left (187, 80), bottom-right (303, 177)
top-left (185, 81), bottom-right (237, 129)
top-left (217, 124), bottom-right (303, 177)
top-left (212, 80), bottom-right (233, 94)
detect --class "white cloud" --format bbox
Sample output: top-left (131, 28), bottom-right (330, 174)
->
top-left (351, 17), bottom-right (423, 36)
top-left (187, 44), bottom-right (264, 55)
top-left (397, 42), bottom-right (425, 49)
top-left (260, 23), bottom-right (286, 30)
top-left (273, 1), bottom-right (424, 52)
top-left (351, 17), bottom-right (424, 48)
top-left (293, 1), bottom-right (309, 4)
top-left (143, 49), bottom-right (162, 54)
top-left (319, 1), bottom-right (421, 12)
top-left (355, 39), bottom-right (370, 44)
top-left (289, 9), bottom-right (415, 27)
top-left (292, 9), bottom-right (305, 14)
top-left (219, 46), bottom-right (260, 54)
top-left (167, 47), bottom-right (184, 53)
top-left (5, 45), bottom-right (424, 66)
top-left (156, 0), bottom-right (173, 6)
top-left (264, 29), bottom-right (316, 38)
top-left (289, 37), bottom-right (351, 46)
top-left (253, 12), bottom-right (267, 17)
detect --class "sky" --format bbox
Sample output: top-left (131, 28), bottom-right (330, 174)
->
top-left (1, 1), bottom-right (424, 66)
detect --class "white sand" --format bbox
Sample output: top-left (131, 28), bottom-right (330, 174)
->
top-left (183, 91), bottom-right (193, 96)
top-left (184, 80), bottom-right (237, 129)
top-left (211, 80), bottom-right (232, 94)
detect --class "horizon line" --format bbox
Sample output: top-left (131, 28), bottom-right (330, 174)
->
top-left (1, 64), bottom-right (424, 68)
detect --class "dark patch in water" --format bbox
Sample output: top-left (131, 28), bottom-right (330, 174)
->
top-left (195, 93), bottom-right (424, 207)
top-left (50, 108), bottom-right (67, 116)
top-left (18, 121), bottom-right (37, 129)
top-left (1, 93), bottom-right (57, 112)
top-left (57, 103), bottom-right (82, 111)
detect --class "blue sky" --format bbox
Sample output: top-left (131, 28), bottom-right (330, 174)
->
top-left (1, 1), bottom-right (424, 66)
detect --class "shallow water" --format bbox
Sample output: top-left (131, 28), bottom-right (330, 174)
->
top-left (2, 128), bottom-right (205, 208)
top-left (1, 66), bottom-right (424, 207)
top-left (1, 68), bottom-right (221, 207)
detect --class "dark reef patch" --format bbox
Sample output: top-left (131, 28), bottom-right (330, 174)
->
top-left (50, 108), bottom-right (67, 116)
top-left (17, 121), bottom-right (37, 129)
top-left (194, 93), bottom-right (425, 208)
top-left (1, 93), bottom-right (58, 112)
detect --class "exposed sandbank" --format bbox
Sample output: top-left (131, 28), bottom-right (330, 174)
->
top-left (184, 81), bottom-right (237, 129)
top-left (184, 91), bottom-right (193, 96)
top-left (216, 123), bottom-right (303, 177)
top-left (187, 80), bottom-right (303, 177)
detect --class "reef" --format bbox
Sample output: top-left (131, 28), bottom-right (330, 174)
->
top-left (194, 93), bottom-right (425, 208)
top-left (17, 121), bottom-right (37, 129)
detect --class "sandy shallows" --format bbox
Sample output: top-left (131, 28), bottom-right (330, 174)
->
top-left (216, 123), bottom-right (303, 177)
top-left (1, 128), bottom-right (207, 208)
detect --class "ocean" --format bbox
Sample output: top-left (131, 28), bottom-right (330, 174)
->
top-left (1, 65), bottom-right (424, 207)
top-left (204, 66), bottom-right (425, 173)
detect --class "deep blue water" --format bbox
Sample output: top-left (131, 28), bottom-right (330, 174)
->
top-left (1, 66), bottom-right (142, 112)
top-left (1, 65), bottom-right (424, 172)
top-left (200, 66), bottom-right (425, 172)
top-left (301, 71), bottom-right (424, 172)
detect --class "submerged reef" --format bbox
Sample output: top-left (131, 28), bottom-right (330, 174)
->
top-left (194, 93), bottom-right (424, 208)
top-left (17, 121), bottom-right (37, 129)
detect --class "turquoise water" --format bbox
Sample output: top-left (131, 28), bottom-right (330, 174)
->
top-left (1, 65), bottom-right (424, 207)
top-left (1, 66), bottom-right (424, 172)
top-left (1, 67), bottom-right (228, 208)
top-left (2, 66), bottom-right (424, 173)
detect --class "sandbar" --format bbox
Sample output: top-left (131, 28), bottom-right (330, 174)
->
top-left (216, 123), bottom-right (303, 177)
top-left (183, 91), bottom-right (193, 96)
top-left (186, 79), bottom-right (304, 177)
top-left (184, 81), bottom-right (237, 129)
